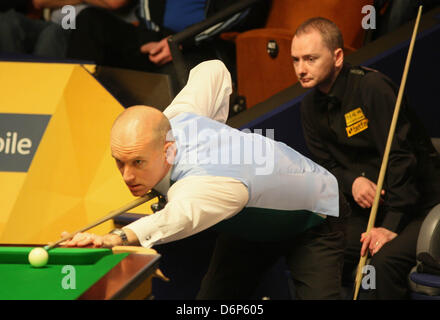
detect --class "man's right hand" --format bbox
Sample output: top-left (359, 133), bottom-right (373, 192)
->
top-left (352, 176), bottom-right (385, 208)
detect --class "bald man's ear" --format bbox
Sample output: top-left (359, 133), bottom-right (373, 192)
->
top-left (164, 141), bottom-right (176, 165)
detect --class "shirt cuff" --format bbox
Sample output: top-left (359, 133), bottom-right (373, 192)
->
top-left (380, 210), bottom-right (405, 233)
top-left (338, 170), bottom-right (359, 195)
top-left (125, 215), bottom-right (162, 248)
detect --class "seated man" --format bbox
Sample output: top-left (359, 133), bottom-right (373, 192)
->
top-left (291, 17), bottom-right (440, 299)
top-left (63, 60), bottom-right (349, 299)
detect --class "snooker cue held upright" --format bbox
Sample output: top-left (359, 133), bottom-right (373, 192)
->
top-left (44, 190), bottom-right (160, 251)
top-left (353, 6), bottom-right (423, 300)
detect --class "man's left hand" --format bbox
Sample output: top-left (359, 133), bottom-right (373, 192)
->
top-left (360, 227), bottom-right (397, 257)
top-left (60, 231), bottom-right (122, 248)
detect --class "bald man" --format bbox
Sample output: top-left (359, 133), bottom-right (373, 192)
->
top-left (64, 60), bottom-right (349, 299)
top-left (63, 59), bottom-right (232, 248)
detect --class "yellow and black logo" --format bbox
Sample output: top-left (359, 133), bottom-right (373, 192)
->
top-left (344, 108), bottom-right (368, 137)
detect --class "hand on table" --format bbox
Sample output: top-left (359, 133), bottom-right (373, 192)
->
top-left (352, 176), bottom-right (385, 209)
top-left (360, 227), bottom-right (397, 257)
top-left (140, 37), bottom-right (173, 66)
top-left (60, 231), bottom-right (122, 248)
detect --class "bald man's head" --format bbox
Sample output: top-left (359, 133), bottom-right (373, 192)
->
top-left (111, 105), bottom-right (171, 149)
top-left (110, 106), bottom-right (174, 196)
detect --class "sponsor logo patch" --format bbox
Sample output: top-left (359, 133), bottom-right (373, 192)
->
top-left (346, 118), bottom-right (369, 137)
top-left (344, 108), bottom-right (368, 137)
top-left (344, 107), bottom-right (366, 126)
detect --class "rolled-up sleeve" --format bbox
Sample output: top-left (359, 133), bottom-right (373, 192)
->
top-left (163, 60), bottom-right (232, 123)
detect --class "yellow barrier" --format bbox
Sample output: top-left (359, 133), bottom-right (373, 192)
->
top-left (0, 62), bottom-right (153, 244)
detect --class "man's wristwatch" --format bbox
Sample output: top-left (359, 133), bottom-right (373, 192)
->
top-left (110, 228), bottom-right (129, 246)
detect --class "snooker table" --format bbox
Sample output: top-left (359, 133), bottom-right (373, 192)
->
top-left (0, 245), bottom-right (161, 300)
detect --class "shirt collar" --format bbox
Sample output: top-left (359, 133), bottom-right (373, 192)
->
top-left (313, 63), bottom-right (350, 110)
top-left (153, 166), bottom-right (173, 196)
top-left (327, 63), bottom-right (350, 102)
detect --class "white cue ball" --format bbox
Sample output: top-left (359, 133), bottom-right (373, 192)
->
top-left (28, 247), bottom-right (49, 268)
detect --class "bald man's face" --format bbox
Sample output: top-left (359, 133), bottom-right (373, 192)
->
top-left (111, 126), bottom-right (168, 197)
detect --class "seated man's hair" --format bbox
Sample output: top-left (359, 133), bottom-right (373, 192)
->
top-left (295, 17), bottom-right (344, 51)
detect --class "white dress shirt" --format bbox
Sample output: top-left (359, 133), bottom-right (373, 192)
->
top-left (127, 60), bottom-right (250, 248)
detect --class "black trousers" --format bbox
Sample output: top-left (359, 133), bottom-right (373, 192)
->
top-left (342, 201), bottom-right (427, 299)
top-left (196, 194), bottom-right (350, 300)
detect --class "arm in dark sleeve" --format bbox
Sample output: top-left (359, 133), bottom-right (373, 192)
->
top-left (300, 101), bottom-right (358, 196)
top-left (361, 73), bottom-right (419, 233)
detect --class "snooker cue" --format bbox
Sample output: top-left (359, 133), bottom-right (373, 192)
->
top-left (44, 190), bottom-right (160, 251)
top-left (353, 6), bottom-right (423, 300)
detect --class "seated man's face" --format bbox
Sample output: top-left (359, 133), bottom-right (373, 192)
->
top-left (291, 29), bottom-right (337, 91)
